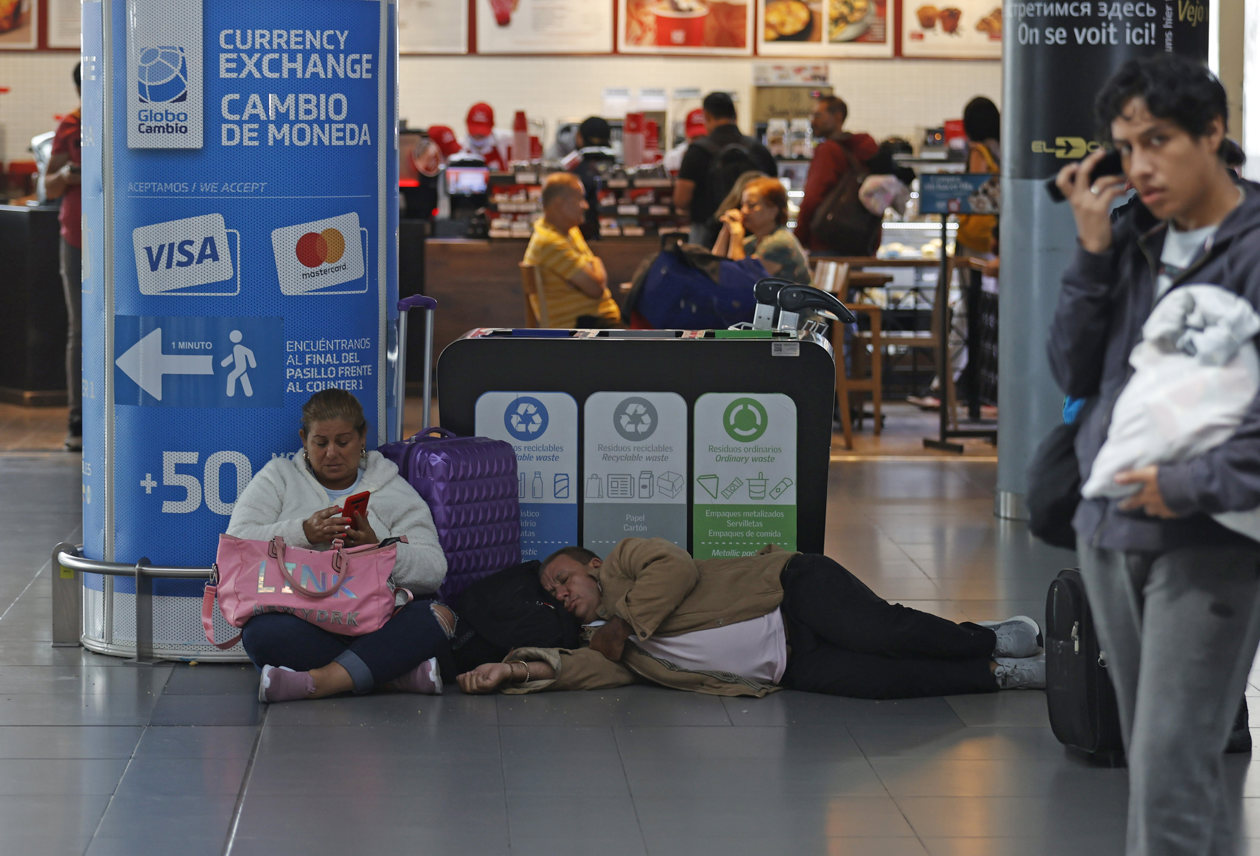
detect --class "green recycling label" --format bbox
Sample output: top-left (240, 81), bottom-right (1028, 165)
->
top-left (692, 392), bottom-right (797, 558)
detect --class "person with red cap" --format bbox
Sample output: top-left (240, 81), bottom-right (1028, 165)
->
top-left (462, 102), bottom-right (510, 171)
top-left (663, 108), bottom-right (706, 175)
top-left (413, 125), bottom-right (462, 177)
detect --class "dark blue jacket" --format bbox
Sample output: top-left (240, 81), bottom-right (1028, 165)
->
top-left (1048, 180), bottom-right (1260, 551)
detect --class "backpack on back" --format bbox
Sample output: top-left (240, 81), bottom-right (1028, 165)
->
top-left (809, 140), bottom-right (883, 256)
top-left (696, 136), bottom-right (760, 222)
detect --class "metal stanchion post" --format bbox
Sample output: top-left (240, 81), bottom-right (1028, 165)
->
top-left (50, 543), bottom-right (82, 648)
top-left (130, 558), bottom-right (156, 665)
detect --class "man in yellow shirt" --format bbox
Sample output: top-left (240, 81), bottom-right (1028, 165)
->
top-left (523, 173), bottom-right (622, 328)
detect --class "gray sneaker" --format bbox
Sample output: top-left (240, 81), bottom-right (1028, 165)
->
top-left (994, 655), bottom-right (1046, 690)
top-left (978, 615), bottom-right (1042, 658)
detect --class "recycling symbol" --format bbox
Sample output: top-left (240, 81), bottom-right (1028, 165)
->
top-left (723, 398), bottom-right (769, 443)
top-left (613, 397), bottom-right (658, 442)
top-left (505, 396), bottom-right (549, 441)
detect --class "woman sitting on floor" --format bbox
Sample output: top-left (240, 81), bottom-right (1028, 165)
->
top-left (226, 387), bottom-right (453, 703)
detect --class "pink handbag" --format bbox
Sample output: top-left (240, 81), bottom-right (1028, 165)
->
top-left (202, 534), bottom-right (412, 649)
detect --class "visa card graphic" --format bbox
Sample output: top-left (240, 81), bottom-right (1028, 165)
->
top-left (132, 213), bottom-right (236, 295)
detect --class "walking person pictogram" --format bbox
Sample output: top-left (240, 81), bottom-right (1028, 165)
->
top-left (221, 329), bottom-right (256, 398)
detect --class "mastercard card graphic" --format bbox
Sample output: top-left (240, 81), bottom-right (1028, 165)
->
top-left (271, 212), bottom-right (366, 295)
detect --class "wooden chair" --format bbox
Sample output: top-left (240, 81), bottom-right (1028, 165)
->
top-left (847, 257), bottom-right (959, 430)
top-left (816, 260), bottom-right (882, 450)
top-left (518, 262), bottom-right (549, 327)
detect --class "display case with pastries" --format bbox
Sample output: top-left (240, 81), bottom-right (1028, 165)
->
top-left (485, 165), bottom-right (685, 240)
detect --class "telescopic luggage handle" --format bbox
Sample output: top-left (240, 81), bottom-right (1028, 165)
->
top-left (750, 277), bottom-right (794, 330)
top-left (394, 295), bottom-right (439, 443)
top-left (776, 283), bottom-right (856, 330)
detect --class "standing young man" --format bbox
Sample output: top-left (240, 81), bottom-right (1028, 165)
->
top-left (1050, 54), bottom-right (1260, 855)
top-left (793, 94), bottom-right (879, 255)
top-left (44, 62), bottom-right (82, 451)
top-left (564, 116), bottom-right (616, 241)
top-left (673, 92), bottom-right (777, 247)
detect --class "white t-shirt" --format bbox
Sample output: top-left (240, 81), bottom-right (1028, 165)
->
top-left (1156, 221), bottom-right (1217, 299)
top-left (323, 472), bottom-right (364, 505)
top-left (629, 609), bottom-right (789, 684)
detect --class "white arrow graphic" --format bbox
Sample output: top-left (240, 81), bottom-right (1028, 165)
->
top-left (115, 327), bottom-right (214, 401)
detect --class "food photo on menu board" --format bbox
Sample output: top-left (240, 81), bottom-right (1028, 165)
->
top-left (480, 0), bottom-right (613, 52)
top-left (902, 0), bottom-right (1001, 57)
top-left (758, 0), bottom-right (890, 53)
top-left (0, 0), bottom-right (36, 49)
top-left (399, 0), bottom-right (468, 53)
top-left (619, 0), bottom-right (752, 54)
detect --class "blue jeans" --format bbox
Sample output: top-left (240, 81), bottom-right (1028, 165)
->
top-left (1079, 541), bottom-right (1260, 856)
top-left (241, 600), bottom-right (453, 694)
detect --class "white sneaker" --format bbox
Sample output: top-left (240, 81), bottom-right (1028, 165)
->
top-left (977, 615), bottom-right (1042, 658)
top-left (994, 655), bottom-right (1046, 690)
top-left (386, 656), bottom-right (443, 695)
top-left (258, 665), bottom-right (315, 703)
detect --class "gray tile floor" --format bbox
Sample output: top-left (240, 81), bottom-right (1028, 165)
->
top-left (6, 446), bottom-right (1260, 855)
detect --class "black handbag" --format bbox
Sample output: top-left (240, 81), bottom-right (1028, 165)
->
top-left (448, 561), bottom-right (582, 672)
top-left (1027, 420), bottom-right (1082, 550)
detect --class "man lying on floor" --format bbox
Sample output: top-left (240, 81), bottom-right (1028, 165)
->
top-left (456, 537), bottom-right (1044, 699)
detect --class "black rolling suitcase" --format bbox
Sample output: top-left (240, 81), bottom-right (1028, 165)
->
top-left (1045, 567), bottom-right (1250, 764)
top-left (1045, 568), bottom-right (1125, 763)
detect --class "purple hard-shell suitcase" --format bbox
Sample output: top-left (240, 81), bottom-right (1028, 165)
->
top-left (380, 428), bottom-right (520, 603)
top-left (384, 296), bottom-right (521, 603)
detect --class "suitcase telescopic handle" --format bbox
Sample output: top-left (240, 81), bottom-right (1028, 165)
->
top-left (398, 295), bottom-right (438, 312)
top-left (395, 295), bottom-right (440, 442)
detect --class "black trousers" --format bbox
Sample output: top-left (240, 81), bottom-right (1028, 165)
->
top-left (778, 554), bottom-right (998, 699)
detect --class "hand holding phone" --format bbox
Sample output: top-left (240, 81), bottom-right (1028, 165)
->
top-left (1045, 149), bottom-right (1123, 202)
top-left (341, 491), bottom-right (369, 523)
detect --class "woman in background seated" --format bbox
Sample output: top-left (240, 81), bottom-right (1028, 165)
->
top-left (712, 176), bottom-right (811, 285)
top-left (226, 387), bottom-right (453, 703)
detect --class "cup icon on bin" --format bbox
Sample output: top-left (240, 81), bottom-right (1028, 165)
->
top-left (747, 471), bottom-right (768, 500)
top-left (654, 1), bottom-right (709, 46)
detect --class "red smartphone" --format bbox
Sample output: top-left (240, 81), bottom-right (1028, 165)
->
top-left (341, 491), bottom-right (369, 522)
